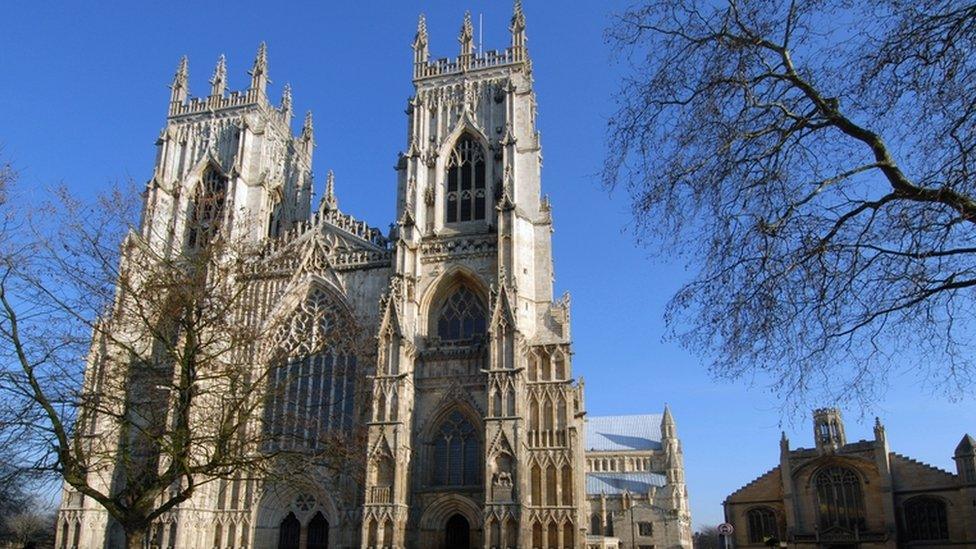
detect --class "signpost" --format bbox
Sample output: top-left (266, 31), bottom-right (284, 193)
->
top-left (717, 523), bottom-right (734, 549)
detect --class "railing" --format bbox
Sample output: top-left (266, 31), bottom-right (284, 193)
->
top-left (414, 47), bottom-right (527, 80)
top-left (168, 88), bottom-right (264, 117)
top-left (528, 428), bottom-right (567, 448)
top-left (367, 485), bottom-right (391, 504)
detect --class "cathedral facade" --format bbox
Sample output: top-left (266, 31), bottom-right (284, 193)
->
top-left (55, 6), bottom-right (691, 549)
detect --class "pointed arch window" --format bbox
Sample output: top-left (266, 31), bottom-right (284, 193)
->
top-left (445, 134), bottom-right (487, 223)
top-left (431, 410), bottom-right (480, 486)
top-left (436, 285), bottom-right (487, 341)
top-left (267, 198), bottom-right (283, 238)
top-left (590, 514), bottom-right (602, 536)
top-left (815, 466), bottom-right (865, 531)
top-left (187, 166), bottom-right (227, 250)
top-left (902, 496), bottom-right (948, 541)
top-left (747, 507), bottom-right (780, 543)
top-left (264, 287), bottom-right (357, 451)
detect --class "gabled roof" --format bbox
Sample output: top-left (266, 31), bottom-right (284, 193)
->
top-left (586, 472), bottom-right (667, 495)
top-left (586, 414), bottom-right (663, 451)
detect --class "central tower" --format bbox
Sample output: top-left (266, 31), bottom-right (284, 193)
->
top-left (362, 4), bottom-right (586, 548)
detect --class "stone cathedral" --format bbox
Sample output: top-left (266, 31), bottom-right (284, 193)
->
top-left (55, 6), bottom-right (691, 549)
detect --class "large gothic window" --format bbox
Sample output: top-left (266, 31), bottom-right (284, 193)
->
top-left (431, 410), bottom-right (480, 486)
top-left (902, 497), bottom-right (948, 541)
top-left (264, 288), bottom-right (357, 450)
top-left (747, 507), bottom-right (780, 543)
top-left (815, 467), bottom-right (866, 532)
top-left (445, 134), bottom-right (487, 223)
top-left (186, 166), bottom-right (227, 250)
top-left (436, 285), bottom-right (487, 341)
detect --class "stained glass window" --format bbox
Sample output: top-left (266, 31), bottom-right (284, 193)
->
top-left (747, 507), bottom-right (778, 543)
top-left (815, 467), bottom-right (865, 531)
top-left (903, 497), bottom-right (948, 541)
top-left (432, 411), bottom-right (480, 486)
top-left (264, 288), bottom-right (357, 450)
top-left (186, 166), bottom-right (227, 250)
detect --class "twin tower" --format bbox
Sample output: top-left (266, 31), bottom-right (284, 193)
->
top-left (56, 3), bottom-right (643, 549)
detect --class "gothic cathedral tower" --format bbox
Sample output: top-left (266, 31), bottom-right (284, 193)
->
top-left (362, 4), bottom-right (587, 548)
top-left (144, 43), bottom-right (313, 257)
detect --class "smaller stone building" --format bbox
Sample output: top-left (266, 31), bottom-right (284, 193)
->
top-left (584, 409), bottom-right (692, 549)
top-left (724, 408), bottom-right (976, 548)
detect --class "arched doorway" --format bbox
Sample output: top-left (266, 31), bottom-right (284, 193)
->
top-left (445, 514), bottom-right (470, 549)
top-left (307, 512), bottom-right (329, 549)
top-left (277, 512), bottom-right (300, 549)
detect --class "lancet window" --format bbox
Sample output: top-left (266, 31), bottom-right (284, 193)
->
top-left (445, 134), bottom-right (487, 223)
top-left (431, 410), bottom-right (480, 486)
top-left (264, 287), bottom-right (357, 450)
top-left (267, 198), bottom-right (283, 238)
top-left (186, 166), bottom-right (227, 250)
top-left (590, 514), bottom-right (602, 536)
top-left (436, 285), bottom-right (487, 341)
top-left (815, 466), bottom-right (865, 531)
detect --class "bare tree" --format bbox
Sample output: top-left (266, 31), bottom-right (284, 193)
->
top-left (6, 508), bottom-right (55, 549)
top-left (604, 0), bottom-right (976, 407)
top-left (0, 169), bottom-right (363, 548)
top-left (692, 525), bottom-right (720, 549)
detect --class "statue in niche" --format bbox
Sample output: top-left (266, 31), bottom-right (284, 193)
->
top-left (491, 452), bottom-right (514, 502)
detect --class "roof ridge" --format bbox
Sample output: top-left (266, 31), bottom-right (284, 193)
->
top-left (589, 413), bottom-right (663, 418)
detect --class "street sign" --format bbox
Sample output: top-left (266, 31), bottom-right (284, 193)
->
top-left (718, 523), bottom-right (735, 536)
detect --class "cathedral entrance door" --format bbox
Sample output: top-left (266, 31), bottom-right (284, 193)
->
top-left (277, 512), bottom-right (300, 549)
top-left (307, 511), bottom-right (329, 549)
top-left (445, 514), bottom-right (470, 549)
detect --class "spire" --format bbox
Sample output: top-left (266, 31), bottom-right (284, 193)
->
top-left (510, 0), bottom-right (527, 54)
top-left (956, 434), bottom-right (976, 457)
top-left (170, 56), bottom-right (189, 104)
top-left (321, 169), bottom-right (337, 212)
top-left (301, 110), bottom-right (313, 141)
top-left (459, 11), bottom-right (474, 61)
top-left (280, 83), bottom-right (293, 118)
top-left (210, 54), bottom-right (227, 97)
top-left (249, 42), bottom-right (269, 95)
top-left (661, 404), bottom-right (676, 438)
top-left (413, 14), bottom-right (429, 64)
top-left (780, 431), bottom-right (790, 454)
top-left (954, 434), bottom-right (976, 483)
top-left (873, 416), bottom-right (886, 442)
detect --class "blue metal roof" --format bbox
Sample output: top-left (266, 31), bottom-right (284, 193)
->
top-left (586, 414), bottom-right (663, 451)
top-left (586, 472), bottom-right (667, 495)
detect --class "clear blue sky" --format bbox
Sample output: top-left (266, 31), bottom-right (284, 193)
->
top-left (2, 0), bottom-right (974, 528)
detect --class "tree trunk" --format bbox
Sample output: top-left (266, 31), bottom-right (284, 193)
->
top-left (125, 528), bottom-right (146, 549)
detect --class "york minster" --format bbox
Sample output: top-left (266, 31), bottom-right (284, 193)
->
top-left (53, 5), bottom-right (690, 549)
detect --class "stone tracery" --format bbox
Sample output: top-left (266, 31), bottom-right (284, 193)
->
top-left (264, 286), bottom-right (359, 448)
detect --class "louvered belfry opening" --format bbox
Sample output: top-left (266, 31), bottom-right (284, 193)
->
top-left (445, 134), bottom-right (487, 224)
